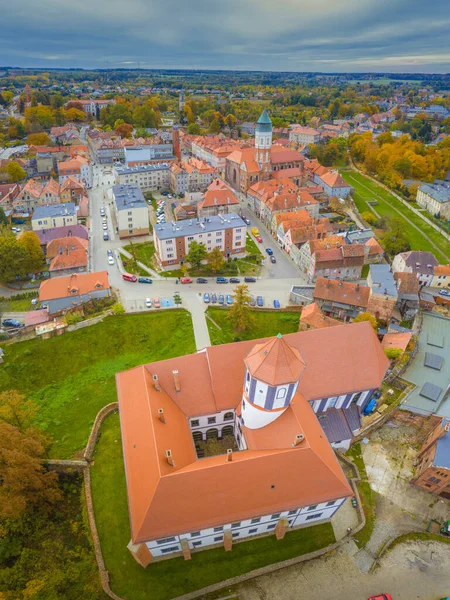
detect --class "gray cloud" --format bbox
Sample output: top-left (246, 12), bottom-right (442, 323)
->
top-left (0, 0), bottom-right (449, 72)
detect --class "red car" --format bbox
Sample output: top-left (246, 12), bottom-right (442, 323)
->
top-left (368, 595), bottom-right (392, 600)
top-left (180, 277), bottom-right (193, 284)
top-left (122, 273), bottom-right (137, 282)
top-left (255, 236), bottom-right (263, 243)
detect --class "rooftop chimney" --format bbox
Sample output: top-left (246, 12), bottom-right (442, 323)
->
top-left (165, 449), bottom-right (175, 467)
top-left (153, 374), bottom-right (161, 392)
top-left (292, 433), bottom-right (305, 447)
top-left (173, 369), bottom-right (181, 392)
top-left (158, 408), bottom-right (166, 424)
top-left (227, 449), bottom-right (233, 462)
top-left (355, 284), bottom-right (360, 292)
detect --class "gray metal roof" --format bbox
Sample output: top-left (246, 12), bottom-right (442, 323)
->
top-left (424, 352), bottom-right (444, 371)
top-left (154, 214), bottom-right (246, 240)
top-left (346, 229), bottom-right (375, 244)
top-left (369, 264), bottom-right (398, 298)
top-left (33, 202), bottom-right (76, 219)
top-left (115, 163), bottom-right (170, 176)
top-left (434, 425), bottom-right (450, 469)
top-left (112, 184), bottom-right (146, 211)
top-left (316, 408), bottom-right (353, 443)
top-left (420, 382), bottom-right (443, 402)
top-left (419, 183), bottom-right (450, 204)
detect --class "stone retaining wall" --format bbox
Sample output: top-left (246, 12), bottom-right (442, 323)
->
top-left (84, 402), bottom-right (118, 461)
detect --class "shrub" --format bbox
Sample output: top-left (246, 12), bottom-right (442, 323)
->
top-left (384, 348), bottom-right (403, 361)
top-left (111, 302), bottom-right (125, 315)
top-left (65, 312), bottom-right (83, 325)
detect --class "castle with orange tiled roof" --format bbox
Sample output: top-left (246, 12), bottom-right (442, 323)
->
top-left (117, 324), bottom-right (389, 566)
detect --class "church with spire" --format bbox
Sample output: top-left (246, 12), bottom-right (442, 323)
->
top-left (225, 108), bottom-right (304, 194)
top-left (116, 322), bottom-right (389, 566)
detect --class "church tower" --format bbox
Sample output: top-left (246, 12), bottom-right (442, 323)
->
top-left (179, 88), bottom-right (185, 113)
top-left (255, 108), bottom-right (272, 179)
top-left (241, 334), bottom-right (306, 430)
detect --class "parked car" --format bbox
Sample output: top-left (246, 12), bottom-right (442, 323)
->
top-left (2, 319), bottom-right (23, 328)
top-left (216, 277), bottom-right (228, 283)
top-left (153, 297), bottom-right (161, 308)
top-left (211, 293), bottom-right (217, 304)
top-left (203, 292), bottom-right (210, 303)
top-left (226, 294), bottom-right (233, 305)
top-left (257, 296), bottom-right (264, 307)
top-left (103, 233), bottom-right (109, 241)
top-left (218, 294), bottom-right (225, 305)
top-left (107, 249), bottom-right (113, 257)
top-left (270, 256), bottom-right (276, 264)
top-left (367, 595), bottom-right (392, 600)
top-left (273, 299), bottom-right (280, 309)
top-left (102, 223), bottom-right (108, 230)
top-left (122, 273), bottom-right (137, 282)
top-left (180, 277), bottom-right (193, 284)
top-left (256, 236), bottom-right (263, 243)
top-left (138, 277), bottom-right (153, 284)
top-left (244, 276), bottom-right (256, 283)
top-left (196, 278), bottom-right (208, 284)
top-left (100, 208), bottom-right (105, 216)
top-left (250, 295), bottom-right (256, 306)
top-left (243, 217), bottom-right (250, 225)
top-left (145, 298), bottom-right (152, 308)
top-left (11, 227), bottom-right (21, 233)
top-left (266, 247), bottom-right (273, 255)
top-left (439, 289), bottom-right (450, 297)
top-left (229, 277), bottom-right (240, 283)
top-left (108, 255), bottom-right (114, 265)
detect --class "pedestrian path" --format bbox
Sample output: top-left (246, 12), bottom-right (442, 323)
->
top-left (116, 247), bottom-right (162, 279)
top-left (186, 294), bottom-right (211, 350)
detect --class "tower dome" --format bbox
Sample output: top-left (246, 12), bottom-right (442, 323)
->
top-left (255, 108), bottom-right (272, 133)
top-left (241, 334), bottom-right (306, 430)
top-left (255, 109), bottom-right (272, 175)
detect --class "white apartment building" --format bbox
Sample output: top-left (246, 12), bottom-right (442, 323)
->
top-left (112, 184), bottom-right (150, 239)
top-left (114, 164), bottom-right (171, 192)
top-left (289, 127), bottom-right (321, 146)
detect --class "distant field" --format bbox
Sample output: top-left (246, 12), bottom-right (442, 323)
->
top-left (342, 170), bottom-right (450, 262)
top-left (349, 78), bottom-right (422, 85)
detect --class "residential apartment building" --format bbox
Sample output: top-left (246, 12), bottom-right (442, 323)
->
top-left (191, 135), bottom-right (244, 171)
top-left (32, 203), bottom-right (77, 231)
top-left (299, 237), bottom-right (365, 282)
top-left (392, 251), bottom-right (439, 286)
top-left (197, 187), bottom-right (240, 217)
top-left (118, 324), bottom-right (388, 565)
top-left (431, 265), bottom-right (450, 289)
top-left (13, 178), bottom-right (61, 213)
top-left (39, 271), bottom-right (110, 315)
top-left (411, 419), bottom-right (450, 500)
top-left (170, 158), bottom-right (216, 195)
top-left (91, 138), bottom-right (125, 164)
top-left (75, 99), bottom-right (115, 118)
top-left (46, 236), bottom-right (88, 277)
top-left (289, 127), bottom-right (321, 145)
top-left (112, 184), bottom-right (150, 239)
top-left (58, 157), bottom-right (92, 189)
top-left (114, 164), bottom-right (171, 192)
top-left (313, 170), bottom-right (353, 198)
top-left (366, 264), bottom-right (398, 323)
top-left (313, 278), bottom-right (370, 321)
top-left (416, 183), bottom-right (450, 220)
top-left (153, 214), bottom-right (247, 269)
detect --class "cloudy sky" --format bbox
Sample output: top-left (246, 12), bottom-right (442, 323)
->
top-left (0, 0), bottom-right (449, 72)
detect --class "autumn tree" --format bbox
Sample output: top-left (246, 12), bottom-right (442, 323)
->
top-left (207, 247), bottom-right (225, 273)
top-left (18, 231), bottom-right (45, 273)
top-left (228, 284), bottom-right (254, 332)
top-left (187, 123), bottom-right (201, 135)
top-left (353, 312), bottom-right (378, 331)
top-left (186, 241), bottom-right (207, 269)
top-left (0, 206), bottom-right (8, 227)
top-left (65, 100), bottom-right (84, 112)
top-left (0, 418), bottom-right (61, 519)
top-left (66, 107), bottom-right (86, 122)
top-left (114, 123), bottom-right (134, 138)
top-left (2, 161), bottom-right (26, 183)
top-left (27, 132), bottom-right (51, 146)
top-left (361, 211), bottom-right (377, 226)
top-left (0, 390), bottom-right (38, 432)
top-left (0, 233), bottom-right (29, 281)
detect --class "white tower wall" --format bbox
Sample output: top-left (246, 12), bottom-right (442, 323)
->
top-left (241, 397), bottom-right (287, 430)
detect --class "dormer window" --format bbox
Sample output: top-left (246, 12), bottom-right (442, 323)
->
top-left (70, 288), bottom-right (78, 294)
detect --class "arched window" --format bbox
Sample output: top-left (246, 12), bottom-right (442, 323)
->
top-left (276, 388), bottom-right (286, 400)
top-left (223, 412), bottom-right (234, 421)
top-left (206, 428), bottom-right (218, 440)
top-left (222, 425), bottom-right (234, 437)
top-left (192, 431), bottom-right (203, 442)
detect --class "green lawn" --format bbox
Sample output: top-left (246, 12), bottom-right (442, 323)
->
top-left (0, 291), bottom-right (38, 312)
top-left (124, 241), bottom-right (156, 268)
top-left (341, 170), bottom-right (450, 263)
top-left (91, 413), bottom-right (336, 600)
top-left (0, 311), bottom-right (195, 459)
top-left (206, 307), bottom-right (300, 345)
top-left (346, 443), bottom-right (375, 548)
